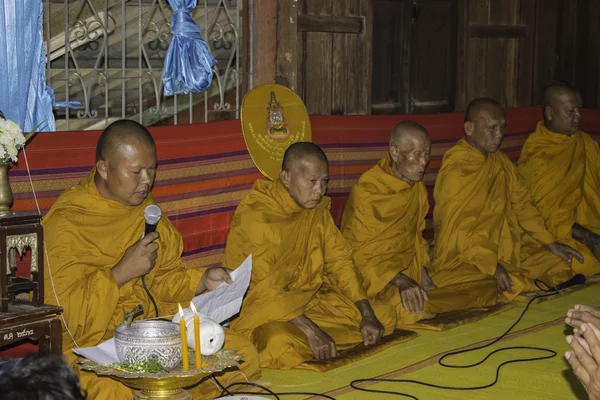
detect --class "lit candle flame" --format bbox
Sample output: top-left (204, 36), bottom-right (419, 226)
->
top-left (178, 303), bottom-right (184, 318)
top-left (190, 302), bottom-right (198, 315)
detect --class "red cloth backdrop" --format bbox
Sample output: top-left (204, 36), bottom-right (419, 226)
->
top-left (8, 107), bottom-right (600, 271)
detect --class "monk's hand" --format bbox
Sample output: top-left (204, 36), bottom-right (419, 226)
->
top-left (197, 267), bottom-right (233, 294)
top-left (290, 315), bottom-right (337, 360)
top-left (355, 300), bottom-right (385, 346)
top-left (567, 305), bottom-right (600, 335)
top-left (566, 323), bottom-right (600, 399)
top-left (493, 264), bottom-right (513, 294)
top-left (574, 224), bottom-right (600, 261)
top-left (586, 234), bottom-right (600, 262)
top-left (546, 242), bottom-right (584, 266)
top-left (392, 272), bottom-right (428, 314)
top-left (111, 232), bottom-right (160, 288)
top-left (592, 243), bottom-right (600, 263)
top-left (420, 266), bottom-right (437, 291)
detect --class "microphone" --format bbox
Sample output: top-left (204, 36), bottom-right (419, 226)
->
top-left (144, 205), bottom-right (162, 236)
top-left (142, 205), bottom-right (162, 318)
top-left (552, 274), bottom-right (586, 291)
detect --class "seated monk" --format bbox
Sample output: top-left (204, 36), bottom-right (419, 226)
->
top-left (517, 82), bottom-right (600, 277)
top-left (341, 122), bottom-right (498, 325)
top-left (225, 142), bottom-right (388, 369)
top-left (430, 98), bottom-right (583, 300)
top-left (43, 120), bottom-right (260, 400)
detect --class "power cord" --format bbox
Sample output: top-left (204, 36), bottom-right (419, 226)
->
top-left (350, 287), bottom-right (562, 399)
top-left (212, 376), bottom-right (337, 399)
top-left (141, 275), bottom-right (159, 318)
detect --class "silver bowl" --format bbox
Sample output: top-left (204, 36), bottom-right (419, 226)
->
top-left (114, 320), bottom-right (182, 370)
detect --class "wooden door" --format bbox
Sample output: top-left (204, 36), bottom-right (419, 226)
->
top-left (276, 0), bottom-right (373, 115)
top-left (371, 0), bottom-right (457, 114)
top-left (409, 0), bottom-right (457, 113)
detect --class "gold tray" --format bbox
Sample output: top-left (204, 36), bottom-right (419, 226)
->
top-left (77, 349), bottom-right (241, 400)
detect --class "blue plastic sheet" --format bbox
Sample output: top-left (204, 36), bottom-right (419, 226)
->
top-left (162, 0), bottom-right (217, 96)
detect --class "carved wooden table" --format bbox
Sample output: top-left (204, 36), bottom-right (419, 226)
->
top-left (0, 212), bottom-right (63, 355)
top-left (0, 301), bottom-right (63, 355)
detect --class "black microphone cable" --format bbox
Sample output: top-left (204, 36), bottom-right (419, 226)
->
top-left (142, 275), bottom-right (159, 318)
top-left (212, 376), bottom-right (337, 399)
top-left (349, 283), bottom-right (566, 399)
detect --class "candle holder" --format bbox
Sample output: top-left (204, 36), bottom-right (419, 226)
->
top-left (77, 349), bottom-right (241, 400)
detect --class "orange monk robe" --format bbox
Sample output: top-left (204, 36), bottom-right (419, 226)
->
top-left (225, 179), bottom-right (397, 369)
top-left (431, 139), bottom-right (573, 299)
top-left (341, 158), bottom-right (498, 322)
top-left (517, 121), bottom-right (600, 276)
top-left (43, 170), bottom-right (260, 400)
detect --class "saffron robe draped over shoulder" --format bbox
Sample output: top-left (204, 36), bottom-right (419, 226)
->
top-left (225, 179), bottom-right (396, 369)
top-left (431, 139), bottom-right (573, 299)
top-left (341, 158), bottom-right (497, 320)
top-left (43, 170), bottom-right (260, 400)
top-left (517, 121), bottom-right (600, 276)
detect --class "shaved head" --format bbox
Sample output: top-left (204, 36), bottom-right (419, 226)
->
top-left (465, 98), bottom-right (503, 123)
top-left (281, 141), bottom-right (328, 172)
top-left (389, 121), bottom-right (431, 183)
top-left (464, 97), bottom-right (506, 155)
top-left (543, 82), bottom-right (579, 110)
top-left (390, 121), bottom-right (430, 146)
top-left (280, 142), bottom-right (329, 209)
top-left (94, 119), bottom-right (157, 206)
top-left (542, 82), bottom-right (582, 135)
top-left (96, 119), bottom-right (155, 162)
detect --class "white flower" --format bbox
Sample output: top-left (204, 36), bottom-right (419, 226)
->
top-left (0, 118), bottom-right (25, 163)
top-left (6, 145), bottom-right (18, 163)
top-left (0, 146), bottom-right (8, 163)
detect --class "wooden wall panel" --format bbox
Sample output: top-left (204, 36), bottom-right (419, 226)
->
top-left (332, 0), bottom-right (372, 114)
top-left (275, 0), bottom-right (299, 92)
top-left (456, 0), bottom-right (469, 110)
top-left (371, 0), bottom-right (409, 114)
top-left (517, 0), bottom-right (537, 106)
top-left (532, 0), bottom-right (558, 104)
top-left (461, 0), bottom-right (536, 109)
top-left (266, 0), bottom-right (600, 115)
top-left (304, 0), bottom-right (334, 114)
top-left (410, 0), bottom-right (457, 113)
top-left (555, 0), bottom-right (578, 84)
top-left (585, 0), bottom-right (600, 108)
top-left (254, 1), bottom-right (277, 87)
top-left (466, 0), bottom-right (489, 102)
top-left (576, 0), bottom-right (600, 108)
top-left (301, 0), bottom-right (371, 114)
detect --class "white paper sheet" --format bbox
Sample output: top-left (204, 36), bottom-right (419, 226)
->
top-left (73, 338), bottom-right (119, 365)
top-left (192, 254), bottom-right (252, 323)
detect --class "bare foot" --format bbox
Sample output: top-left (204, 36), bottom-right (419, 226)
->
top-left (421, 266), bottom-right (437, 291)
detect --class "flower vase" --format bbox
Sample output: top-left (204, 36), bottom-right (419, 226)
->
top-left (0, 163), bottom-right (14, 216)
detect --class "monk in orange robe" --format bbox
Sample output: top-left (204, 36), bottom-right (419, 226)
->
top-left (225, 142), bottom-right (388, 369)
top-left (431, 98), bottom-right (582, 300)
top-left (341, 122), bottom-right (498, 324)
top-left (517, 83), bottom-right (600, 277)
top-left (43, 120), bottom-right (260, 400)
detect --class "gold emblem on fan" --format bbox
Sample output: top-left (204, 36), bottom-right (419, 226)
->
top-left (241, 84), bottom-right (311, 180)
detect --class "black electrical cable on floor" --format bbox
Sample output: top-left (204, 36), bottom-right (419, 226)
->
top-left (349, 287), bottom-right (561, 399)
top-left (213, 378), bottom-right (337, 399)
